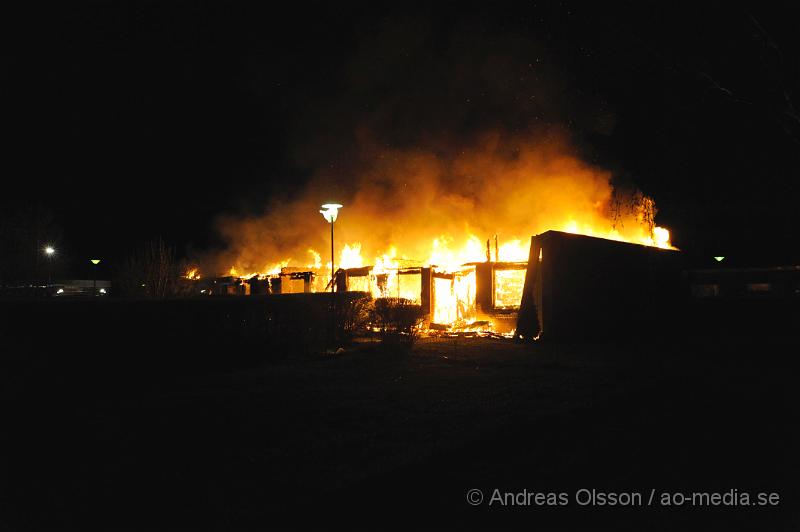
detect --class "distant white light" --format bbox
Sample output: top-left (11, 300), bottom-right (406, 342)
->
top-left (56, 288), bottom-right (64, 294)
top-left (319, 203), bottom-right (343, 223)
top-left (714, 256), bottom-right (725, 262)
top-left (44, 246), bottom-right (55, 255)
top-left (99, 288), bottom-right (106, 294)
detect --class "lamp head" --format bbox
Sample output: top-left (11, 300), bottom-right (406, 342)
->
top-left (319, 203), bottom-right (343, 223)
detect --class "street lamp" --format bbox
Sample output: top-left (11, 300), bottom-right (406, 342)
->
top-left (319, 203), bottom-right (342, 293)
top-left (43, 245), bottom-right (55, 284)
top-left (90, 259), bottom-right (101, 295)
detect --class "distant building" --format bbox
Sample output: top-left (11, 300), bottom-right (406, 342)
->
top-left (51, 280), bottom-right (111, 297)
top-left (687, 266), bottom-right (800, 300)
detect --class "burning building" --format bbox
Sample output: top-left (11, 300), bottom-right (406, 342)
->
top-left (191, 228), bottom-right (678, 338)
top-left (334, 259), bottom-right (526, 332)
top-left (190, 133), bottom-right (678, 333)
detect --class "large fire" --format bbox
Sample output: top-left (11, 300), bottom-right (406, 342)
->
top-left (195, 132), bottom-right (674, 329)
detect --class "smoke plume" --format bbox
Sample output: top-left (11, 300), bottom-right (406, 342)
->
top-left (207, 127), bottom-right (661, 275)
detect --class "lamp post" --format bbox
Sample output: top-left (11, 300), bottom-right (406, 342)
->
top-left (90, 259), bottom-right (101, 296)
top-left (320, 203), bottom-right (342, 350)
top-left (319, 203), bottom-right (342, 293)
top-left (44, 246), bottom-right (55, 285)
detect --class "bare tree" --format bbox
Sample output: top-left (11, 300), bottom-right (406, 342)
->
top-left (117, 238), bottom-right (181, 298)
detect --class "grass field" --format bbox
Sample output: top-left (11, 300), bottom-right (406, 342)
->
top-left (3, 301), bottom-right (799, 530)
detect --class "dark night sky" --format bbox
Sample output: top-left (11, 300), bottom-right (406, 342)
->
top-left (3, 1), bottom-right (800, 278)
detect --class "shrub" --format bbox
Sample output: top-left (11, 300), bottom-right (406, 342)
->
top-left (335, 292), bottom-right (372, 343)
top-left (370, 297), bottom-right (424, 349)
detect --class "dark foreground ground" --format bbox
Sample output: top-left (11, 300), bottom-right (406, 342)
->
top-left (2, 300), bottom-right (799, 531)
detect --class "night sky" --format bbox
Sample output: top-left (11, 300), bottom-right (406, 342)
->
top-left (3, 1), bottom-right (800, 278)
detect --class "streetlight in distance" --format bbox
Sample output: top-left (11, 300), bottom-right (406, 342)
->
top-left (43, 245), bottom-right (55, 284)
top-left (90, 259), bottom-right (101, 295)
top-left (319, 203), bottom-right (342, 293)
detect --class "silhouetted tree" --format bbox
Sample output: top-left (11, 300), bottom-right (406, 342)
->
top-left (117, 238), bottom-right (181, 298)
